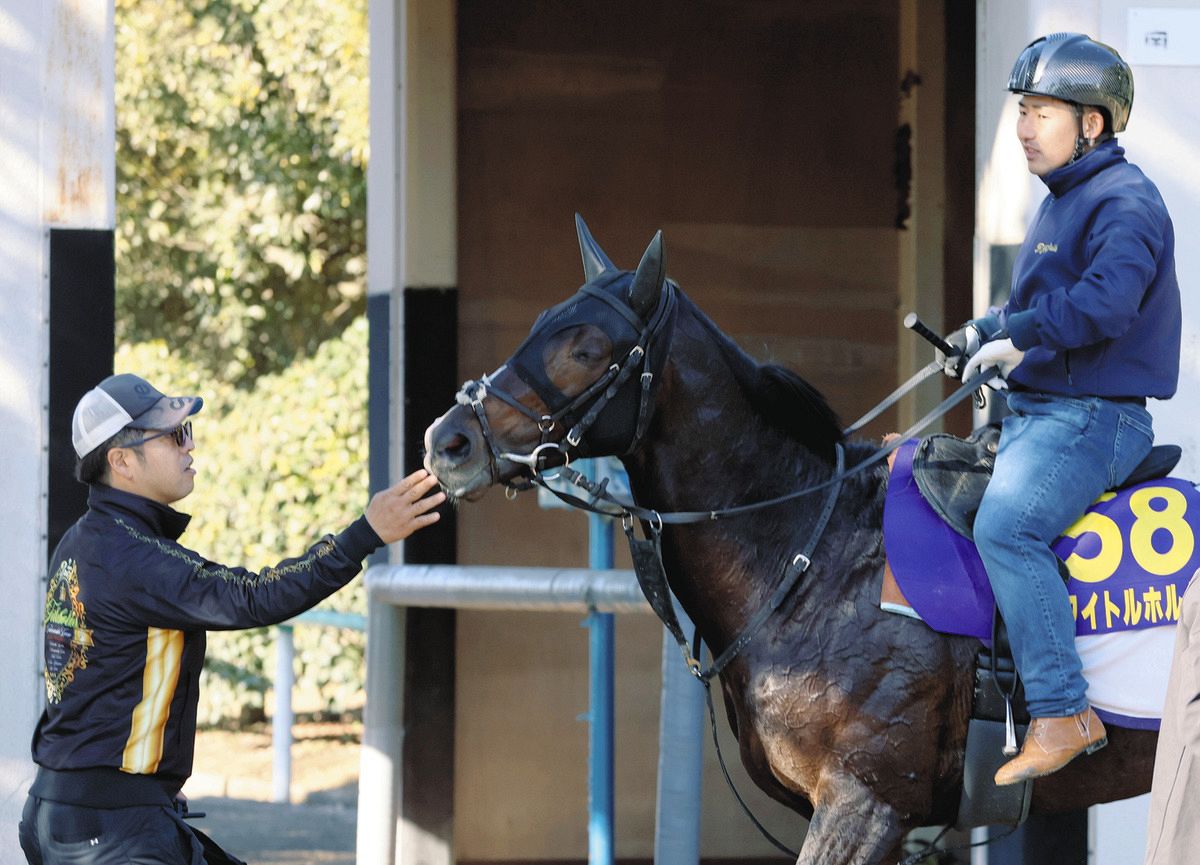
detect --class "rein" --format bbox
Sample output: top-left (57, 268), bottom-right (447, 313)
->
top-left (520, 362), bottom-right (996, 674)
top-left (842, 360), bottom-right (942, 435)
top-left (530, 362), bottom-right (1000, 526)
top-left (462, 289), bottom-right (1001, 669)
top-left (513, 361), bottom-right (1000, 697)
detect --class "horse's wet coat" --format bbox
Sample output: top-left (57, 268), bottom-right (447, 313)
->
top-left (423, 220), bottom-right (1158, 865)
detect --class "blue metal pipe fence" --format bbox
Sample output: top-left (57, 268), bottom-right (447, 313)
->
top-left (585, 476), bottom-right (617, 865)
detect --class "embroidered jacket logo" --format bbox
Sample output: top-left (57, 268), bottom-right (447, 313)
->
top-left (1035, 242), bottom-right (1059, 255)
top-left (44, 559), bottom-right (94, 703)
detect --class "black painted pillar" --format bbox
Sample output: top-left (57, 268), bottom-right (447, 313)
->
top-left (399, 286), bottom-right (459, 850)
top-left (47, 228), bottom-right (115, 560)
top-left (365, 285), bottom-right (459, 860)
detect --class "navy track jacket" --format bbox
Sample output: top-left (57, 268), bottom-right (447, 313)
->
top-left (987, 139), bottom-right (1181, 400)
top-left (33, 484), bottom-right (382, 789)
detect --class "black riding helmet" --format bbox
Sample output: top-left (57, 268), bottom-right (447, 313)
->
top-left (1008, 32), bottom-right (1134, 161)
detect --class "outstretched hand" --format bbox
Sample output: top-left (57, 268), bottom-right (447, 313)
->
top-left (365, 470), bottom-right (446, 544)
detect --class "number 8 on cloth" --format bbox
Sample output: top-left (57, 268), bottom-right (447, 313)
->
top-left (1056, 479), bottom-right (1200, 635)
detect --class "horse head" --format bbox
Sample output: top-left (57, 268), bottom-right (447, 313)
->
top-left (424, 215), bottom-right (677, 500)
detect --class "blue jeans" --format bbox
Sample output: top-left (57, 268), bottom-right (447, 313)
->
top-left (974, 391), bottom-right (1154, 718)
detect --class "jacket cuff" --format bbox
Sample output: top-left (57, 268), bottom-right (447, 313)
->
top-left (972, 314), bottom-right (1004, 342)
top-left (333, 516), bottom-right (385, 562)
top-left (1004, 310), bottom-right (1039, 351)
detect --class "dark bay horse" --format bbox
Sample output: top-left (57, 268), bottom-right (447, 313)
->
top-left (423, 218), bottom-right (1158, 865)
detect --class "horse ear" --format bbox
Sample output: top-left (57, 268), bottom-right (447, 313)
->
top-left (575, 213), bottom-right (616, 283)
top-left (628, 230), bottom-right (665, 321)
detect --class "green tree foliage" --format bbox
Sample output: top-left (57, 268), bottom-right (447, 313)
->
top-left (115, 0), bottom-right (368, 385)
top-left (114, 0), bottom-right (373, 723)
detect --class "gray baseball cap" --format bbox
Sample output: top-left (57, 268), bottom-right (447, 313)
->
top-left (72, 373), bottom-right (203, 458)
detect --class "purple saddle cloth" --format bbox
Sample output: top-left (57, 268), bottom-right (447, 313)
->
top-left (883, 440), bottom-right (1199, 640)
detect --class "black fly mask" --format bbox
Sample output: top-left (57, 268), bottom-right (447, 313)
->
top-left (455, 215), bottom-right (678, 481)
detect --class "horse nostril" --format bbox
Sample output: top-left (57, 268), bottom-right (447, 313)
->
top-left (439, 432), bottom-right (471, 463)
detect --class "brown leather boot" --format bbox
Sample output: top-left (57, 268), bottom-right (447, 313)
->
top-left (994, 707), bottom-right (1107, 786)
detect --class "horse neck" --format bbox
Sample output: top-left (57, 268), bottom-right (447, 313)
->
top-left (626, 297), bottom-right (837, 494)
top-left (620, 303), bottom-right (850, 648)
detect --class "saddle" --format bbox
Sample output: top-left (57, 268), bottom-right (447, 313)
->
top-left (888, 429), bottom-right (1184, 828)
top-left (913, 424), bottom-right (1182, 541)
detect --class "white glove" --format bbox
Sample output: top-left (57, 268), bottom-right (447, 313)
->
top-left (961, 337), bottom-right (1025, 382)
top-left (938, 323), bottom-right (981, 378)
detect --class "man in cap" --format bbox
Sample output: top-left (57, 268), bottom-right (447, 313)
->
top-left (20, 373), bottom-right (445, 864)
top-left (943, 33), bottom-right (1181, 785)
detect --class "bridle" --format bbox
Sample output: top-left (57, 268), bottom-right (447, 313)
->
top-left (453, 272), bottom-right (1001, 519)
top-left (453, 274), bottom-right (678, 492)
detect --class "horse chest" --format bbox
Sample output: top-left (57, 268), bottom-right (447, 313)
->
top-left (732, 665), bottom-right (859, 788)
top-left (732, 644), bottom-right (944, 808)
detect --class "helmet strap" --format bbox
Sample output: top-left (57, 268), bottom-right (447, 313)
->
top-left (1070, 103), bottom-right (1114, 163)
top-left (1070, 103), bottom-right (1092, 163)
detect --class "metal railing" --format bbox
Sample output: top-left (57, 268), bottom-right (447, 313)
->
top-left (359, 563), bottom-right (705, 865)
top-left (271, 609), bottom-right (367, 803)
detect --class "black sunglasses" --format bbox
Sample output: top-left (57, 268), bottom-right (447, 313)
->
top-left (123, 421), bottom-right (193, 448)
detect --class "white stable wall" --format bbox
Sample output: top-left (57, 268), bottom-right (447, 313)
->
top-left (979, 0), bottom-right (1200, 471)
top-left (0, 0), bottom-right (114, 860)
top-left (1104, 0), bottom-right (1200, 482)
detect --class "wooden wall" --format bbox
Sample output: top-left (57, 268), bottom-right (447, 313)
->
top-left (457, 1), bottom-right (903, 568)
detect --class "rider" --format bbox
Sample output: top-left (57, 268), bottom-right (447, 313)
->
top-left (946, 33), bottom-right (1181, 786)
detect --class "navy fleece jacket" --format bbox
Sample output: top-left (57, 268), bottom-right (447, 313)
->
top-left (983, 139), bottom-right (1180, 399)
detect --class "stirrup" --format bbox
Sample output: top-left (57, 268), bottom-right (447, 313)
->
top-left (1003, 696), bottom-right (1018, 756)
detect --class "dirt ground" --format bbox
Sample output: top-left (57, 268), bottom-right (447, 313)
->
top-left (182, 720), bottom-right (361, 864)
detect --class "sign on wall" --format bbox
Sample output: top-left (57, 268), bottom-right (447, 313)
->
top-left (1128, 7), bottom-right (1200, 65)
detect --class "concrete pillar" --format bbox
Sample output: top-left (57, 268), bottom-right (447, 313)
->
top-left (0, 2), bottom-right (114, 862)
top-left (360, 0), bottom-right (457, 863)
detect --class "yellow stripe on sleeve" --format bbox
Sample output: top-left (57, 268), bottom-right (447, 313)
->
top-left (122, 627), bottom-right (184, 774)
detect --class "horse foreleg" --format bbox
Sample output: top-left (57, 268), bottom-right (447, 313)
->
top-left (795, 775), bottom-right (906, 865)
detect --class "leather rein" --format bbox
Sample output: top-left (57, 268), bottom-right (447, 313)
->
top-left (452, 287), bottom-right (1000, 681)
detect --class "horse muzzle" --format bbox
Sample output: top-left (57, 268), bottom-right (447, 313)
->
top-left (423, 406), bottom-right (531, 500)
top-left (423, 409), bottom-right (490, 499)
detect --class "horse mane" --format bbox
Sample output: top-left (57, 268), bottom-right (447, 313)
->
top-left (686, 295), bottom-right (844, 462)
